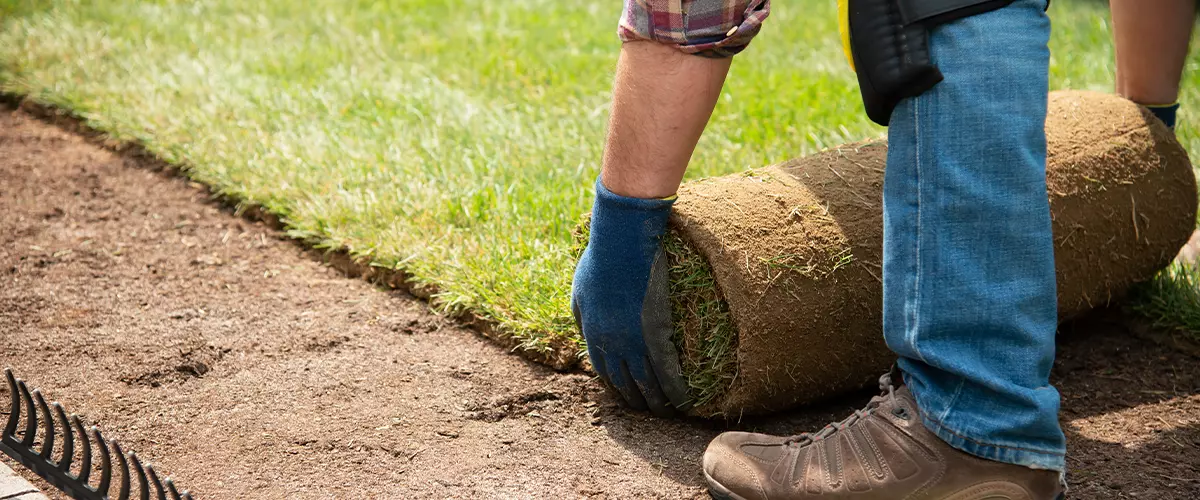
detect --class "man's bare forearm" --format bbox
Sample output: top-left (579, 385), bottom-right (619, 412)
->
top-left (600, 41), bottom-right (732, 199)
top-left (1111, 0), bottom-right (1195, 105)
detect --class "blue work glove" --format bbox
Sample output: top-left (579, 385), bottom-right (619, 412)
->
top-left (571, 178), bottom-right (691, 417)
top-left (1146, 102), bottom-right (1180, 130)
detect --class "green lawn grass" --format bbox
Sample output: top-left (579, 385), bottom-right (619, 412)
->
top-left (2, 0), bottom-right (1198, 368)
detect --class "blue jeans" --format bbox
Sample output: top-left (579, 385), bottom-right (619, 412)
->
top-left (883, 0), bottom-right (1066, 472)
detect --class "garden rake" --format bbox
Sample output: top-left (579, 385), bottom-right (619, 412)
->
top-left (1, 368), bottom-right (194, 500)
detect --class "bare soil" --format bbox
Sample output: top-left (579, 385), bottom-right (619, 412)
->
top-left (1, 106), bottom-right (1198, 498)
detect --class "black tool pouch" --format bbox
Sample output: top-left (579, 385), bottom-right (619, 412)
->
top-left (849, 0), bottom-right (1019, 126)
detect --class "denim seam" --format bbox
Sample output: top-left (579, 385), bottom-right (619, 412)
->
top-left (934, 377), bottom-right (965, 424)
top-left (908, 96), bottom-right (928, 364)
top-left (921, 413), bottom-right (1066, 457)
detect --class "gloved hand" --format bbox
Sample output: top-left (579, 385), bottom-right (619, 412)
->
top-left (571, 178), bottom-right (691, 417)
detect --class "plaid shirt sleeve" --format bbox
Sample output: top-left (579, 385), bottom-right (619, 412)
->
top-left (618, 0), bottom-right (771, 58)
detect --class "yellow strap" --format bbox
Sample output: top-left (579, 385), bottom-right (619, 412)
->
top-left (838, 0), bottom-right (856, 72)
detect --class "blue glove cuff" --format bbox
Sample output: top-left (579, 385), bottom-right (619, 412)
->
top-left (1146, 102), bottom-right (1179, 130)
top-left (585, 178), bottom-right (675, 266)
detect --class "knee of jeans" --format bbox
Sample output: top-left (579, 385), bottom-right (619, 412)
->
top-left (617, 0), bottom-right (771, 58)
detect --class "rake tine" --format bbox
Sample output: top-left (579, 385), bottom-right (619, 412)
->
top-left (17, 380), bottom-right (36, 446)
top-left (1, 369), bottom-right (196, 499)
top-left (53, 403), bottom-right (74, 473)
top-left (114, 440), bottom-right (132, 500)
top-left (164, 478), bottom-right (182, 500)
top-left (3, 369), bottom-right (18, 438)
top-left (146, 463), bottom-right (168, 500)
top-left (128, 450), bottom-right (151, 500)
top-left (72, 414), bottom-right (93, 484)
top-left (95, 427), bottom-right (114, 494)
top-left (33, 390), bottom-right (55, 459)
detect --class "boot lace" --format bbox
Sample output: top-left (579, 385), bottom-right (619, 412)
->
top-left (784, 371), bottom-right (900, 447)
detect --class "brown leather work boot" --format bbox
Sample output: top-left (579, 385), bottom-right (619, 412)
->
top-left (702, 371), bottom-right (1065, 500)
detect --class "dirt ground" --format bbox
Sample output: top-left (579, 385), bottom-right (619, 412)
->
top-left (1, 106), bottom-right (1198, 499)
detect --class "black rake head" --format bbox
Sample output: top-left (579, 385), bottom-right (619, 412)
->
top-left (1, 368), bottom-right (194, 500)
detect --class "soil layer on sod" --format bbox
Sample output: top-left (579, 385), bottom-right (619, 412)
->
top-left (668, 91), bottom-right (1197, 417)
top-left (1, 107), bottom-right (1199, 498)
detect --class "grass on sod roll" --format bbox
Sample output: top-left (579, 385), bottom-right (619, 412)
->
top-left (1, 0), bottom-right (1199, 390)
top-left (1131, 262), bottom-right (1200, 344)
top-left (662, 233), bottom-right (738, 409)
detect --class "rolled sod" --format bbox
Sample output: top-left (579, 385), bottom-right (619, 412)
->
top-left (663, 91), bottom-right (1198, 417)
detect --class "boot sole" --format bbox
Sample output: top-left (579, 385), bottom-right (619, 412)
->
top-left (703, 469), bottom-right (746, 500)
top-left (704, 469), bottom-right (1067, 500)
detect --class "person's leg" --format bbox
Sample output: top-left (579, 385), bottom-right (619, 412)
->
top-left (883, 0), bottom-right (1065, 472)
top-left (701, 2), bottom-right (1067, 495)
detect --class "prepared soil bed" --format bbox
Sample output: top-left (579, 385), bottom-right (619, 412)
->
top-left (0, 106), bottom-right (1198, 498)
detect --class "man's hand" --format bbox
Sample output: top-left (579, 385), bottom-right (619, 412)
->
top-left (577, 41), bottom-right (732, 415)
top-left (572, 179), bottom-right (690, 416)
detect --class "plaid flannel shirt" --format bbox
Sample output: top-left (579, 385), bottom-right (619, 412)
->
top-left (618, 0), bottom-right (771, 58)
